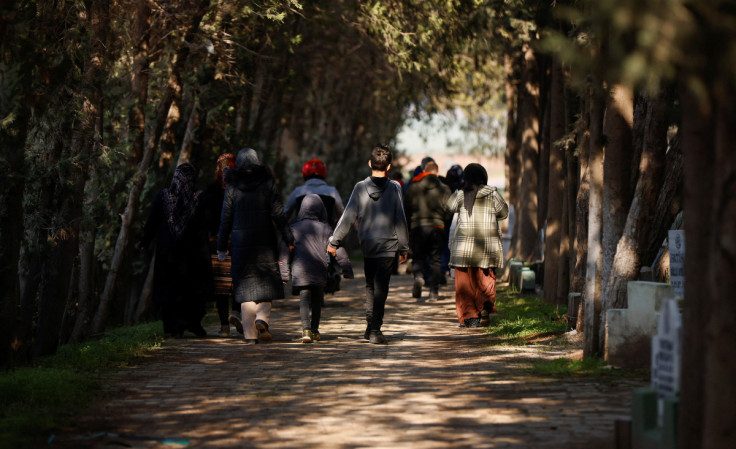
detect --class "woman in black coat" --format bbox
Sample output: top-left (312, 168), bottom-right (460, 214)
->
top-left (140, 163), bottom-right (211, 338)
top-left (217, 148), bottom-right (294, 344)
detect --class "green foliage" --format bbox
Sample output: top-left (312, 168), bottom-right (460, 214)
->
top-left (0, 367), bottom-right (95, 447)
top-left (486, 287), bottom-right (568, 343)
top-left (539, 0), bottom-right (736, 96)
top-left (531, 357), bottom-right (647, 379)
top-left (0, 322), bottom-right (163, 447)
top-left (37, 322), bottom-right (164, 372)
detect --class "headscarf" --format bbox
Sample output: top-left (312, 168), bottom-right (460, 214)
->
top-left (462, 163), bottom-right (488, 216)
top-left (445, 164), bottom-right (463, 192)
top-left (215, 153), bottom-right (236, 188)
top-left (163, 163), bottom-right (199, 239)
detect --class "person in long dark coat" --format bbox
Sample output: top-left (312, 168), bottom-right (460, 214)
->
top-left (140, 163), bottom-right (211, 338)
top-left (217, 148), bottom-right (295, 344)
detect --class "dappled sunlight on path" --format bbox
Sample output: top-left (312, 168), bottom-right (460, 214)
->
top-left (52, 264), bottom-right (642, 448)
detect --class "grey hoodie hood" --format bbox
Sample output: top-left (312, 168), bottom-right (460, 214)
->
top-left (296, 193), bottom-right (328, 223)
top-left (366, 177), bottom-right (391, 201)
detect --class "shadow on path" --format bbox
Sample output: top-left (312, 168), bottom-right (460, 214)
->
top-left (50, 263), bottom-right (643, 448)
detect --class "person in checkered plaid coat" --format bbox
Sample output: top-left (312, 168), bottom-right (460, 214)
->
top-left (446, 163), bottom-right (509, 328)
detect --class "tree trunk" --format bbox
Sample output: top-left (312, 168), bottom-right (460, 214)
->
top-left (642, 133), bottom-right (683, 266)
top-left (0, 113), bottom-right (28, 367)
top-left (565, 134), bottom-right (579, 294)
top-left (538, 67), bottom-right (551, 236)
top-left (134, 254), bottom-right (156, 323)
top-left (556, 180), bottom-right (571, 304)
top-left (598, 83), bottom-right (635, 350)
top-left (92, 1), bottom-right (210, 334)
top-left (504, 52), bottom-right (521, 262)
top-left (517, 42), bottom-right (540, 261)
top-left (602, 88), bottom-right (670, 325)
top-left (504, 51), bottom-right (520, 265)
top-left (69, 219), bottom-right (96, 343)
top-left (573, 99), bottom-right (590, 296)
top-left (701, 99), bottom-right (736, 449)
top-left (583, 88), bottom-right (605, 357)
top-left (0, 0), bottom-right (28, 365)
top-left (600, 84), bottom-right (635, 296)
top-left (176, 96), bottom-right (200, 166)
top-left (678, 87), bottom-right (714, 449)
top-left (34, 0), bottom-right (109, 356)
top-left (543, 60), bottom-right (566, 303)
top-left (128, 0), bottom-right (151, 168)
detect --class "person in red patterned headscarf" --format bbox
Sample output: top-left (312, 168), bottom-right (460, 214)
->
top-left (201, 153), bottom-right (237, 337)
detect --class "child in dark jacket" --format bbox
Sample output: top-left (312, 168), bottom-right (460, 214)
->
top-left (280, 194), bottom-right (353, 343)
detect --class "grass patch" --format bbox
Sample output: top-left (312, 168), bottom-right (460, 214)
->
top-left (531, 357), bottom-right (648, 380)
top-left (0, 322), bottom-right (163, 447)
top-left (487, 286), bottom-right (568, 344)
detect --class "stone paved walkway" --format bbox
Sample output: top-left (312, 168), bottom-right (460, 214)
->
top-left (53, 264), bottom-right (643, 448)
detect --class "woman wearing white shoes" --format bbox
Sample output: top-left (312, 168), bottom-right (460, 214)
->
top-left (217, 148), bottom-right (294, 344)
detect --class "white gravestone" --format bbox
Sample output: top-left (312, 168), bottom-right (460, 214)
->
top-left (651, 298), bottom-right (681, 400)
top-left (668, 230), bottom-right (685, 299)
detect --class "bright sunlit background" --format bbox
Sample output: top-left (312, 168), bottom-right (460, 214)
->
top-left (394, 109), bottom-right (506, 188)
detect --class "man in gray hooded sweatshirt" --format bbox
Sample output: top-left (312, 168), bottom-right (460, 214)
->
top-left (327, 144), bottom-right (409, 344)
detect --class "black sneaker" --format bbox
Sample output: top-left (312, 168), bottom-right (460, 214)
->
top-left (364, 325), bottom-right (371, 340)
top-left (255, 319), bottom-right (272, 341)
top-left (311, 329), bottom-right (321, 342)
top-left (464, 318), bottom-right (481, 328)
top-left (229, 312), bottom-right (244, 335)
top-left (412, 277), bottom-right (423, 299)
top-left (369, 330), bottom-right (388, 344)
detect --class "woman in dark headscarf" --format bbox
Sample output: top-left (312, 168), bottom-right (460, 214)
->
top-left (217, 148), bottom-right (294, 344)
top-left (446, 163), bottom-right (509, 328)
top-left (140, 163), bottom-right (211, 337)
top-left (443, 164), bottom-right (464, 193)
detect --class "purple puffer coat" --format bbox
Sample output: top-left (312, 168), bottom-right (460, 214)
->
top-left (279, 194), bottom-right (352, 288)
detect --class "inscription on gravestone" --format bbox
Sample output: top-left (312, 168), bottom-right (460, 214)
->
top-left (668, 230), bottom-right (685, 299)
top-left (651, 298), bottom-right (681, 400)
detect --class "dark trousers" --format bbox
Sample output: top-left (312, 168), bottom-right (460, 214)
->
top-left (364, 257), bottom-right (396, 332)
top-left (216, 295), bottom-right (229, 325)
top-left (410, 226), bottom-right (445, 289)
top-left (298, 285), bottom-right (324, 331)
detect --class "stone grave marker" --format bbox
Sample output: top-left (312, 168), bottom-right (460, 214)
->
top-left (668, 230), bottom-right (685, 299)
top-left (651, 298), bottom-right (681, 400)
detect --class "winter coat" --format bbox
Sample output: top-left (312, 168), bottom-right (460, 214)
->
top-left (329, 177), bottom-right (410, 258)
top-left (278, 194), bottom-right (353, 288)
top-left (404, 172), bottom-right (452, 230)
top-left (446, 185), bottom-right (509, 269)
top-left (217, 165), bottom-right (294, 303)
top-left (285, 178), bottom-right (344, 226)
top-left (200, 181), bottom-right (226, 238)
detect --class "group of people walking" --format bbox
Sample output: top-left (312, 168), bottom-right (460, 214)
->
top-left (140, 143), bottom-right (508, 344)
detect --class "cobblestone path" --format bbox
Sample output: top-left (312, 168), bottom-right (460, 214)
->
top-left (53, 264), bottom-right (642, 448)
